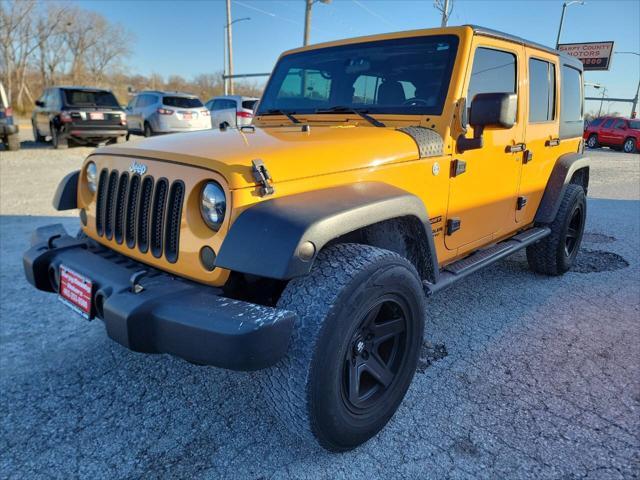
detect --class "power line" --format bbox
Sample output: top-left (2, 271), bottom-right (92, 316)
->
top-left (351, 0), bottom-right (399, 29)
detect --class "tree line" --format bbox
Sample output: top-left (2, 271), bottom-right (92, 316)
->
top-left (0, 0), bottom-right (262, 113)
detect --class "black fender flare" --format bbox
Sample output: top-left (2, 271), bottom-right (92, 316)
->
top-left (52, 170), bottom-right (79, 211)
top-left (534, 153), bottom-right (590, 224)
top-left (216, 182), bottom-right (438, 280)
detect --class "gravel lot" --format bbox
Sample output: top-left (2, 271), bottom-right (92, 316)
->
top-left (1, 128), bottom-right (639, 479)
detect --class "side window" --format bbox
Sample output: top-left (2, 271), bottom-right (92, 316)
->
top-left (353, 75), bottom-right (381, 104)
top-left (589, 117), bottom-right (603, 127)
top-left (277, 68), bottom-right (331, 102)
top-left (613, 119), bottom-right (626, 129)
top-left (560, 65), bottom-right (582, 122)
top-left (528, 58), bottom-right (556, 122)
top-left (602, 118), bottom-right (614, 128)
top-left (467, 47), bottom-right (517, 103)
top-left (211, 99), bottom-right (223, 110)
top-left (223, 99), bottom-right (236, 109)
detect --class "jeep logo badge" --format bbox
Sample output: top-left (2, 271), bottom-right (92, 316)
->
top-left (129, 160), bottom-right (147, 175)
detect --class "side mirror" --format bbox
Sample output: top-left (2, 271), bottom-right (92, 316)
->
top-left (457, 92), bottom-right (517, 153)
top-left (35, 100), bottom-right (45, 108)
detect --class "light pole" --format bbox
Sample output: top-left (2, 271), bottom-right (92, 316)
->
top-left (614, 51), bottom-right (640, 118)
top-left (223, 15), bottom-right (251, 95)
top-left (555, 1), bottom-right (585, 48)
top-left (303, 0), bottom-right (331, 46)
top-left (585, 83), bottom-right (606, 117)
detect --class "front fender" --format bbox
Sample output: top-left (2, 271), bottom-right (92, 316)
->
top-left (216, 182), bottom-right (436, 280)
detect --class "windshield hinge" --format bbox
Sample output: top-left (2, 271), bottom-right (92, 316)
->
top-left (252, 159), bottom-right (275, 197)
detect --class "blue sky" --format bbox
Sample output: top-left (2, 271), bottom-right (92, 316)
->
top-left (75, 0), bottom-right (639, 115)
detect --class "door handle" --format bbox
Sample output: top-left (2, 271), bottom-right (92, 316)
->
top-left (546, 138), bottom-right (560, 147)
top-left (507, 143), bottom-right (526, 153)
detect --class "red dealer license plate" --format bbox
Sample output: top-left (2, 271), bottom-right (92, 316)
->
top-left (58, 265), bottom-right (93, 319)
top-left (89, 112), bottom-right (104, 120)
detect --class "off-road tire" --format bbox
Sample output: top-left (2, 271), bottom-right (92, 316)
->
top-left (526, 183), bottom-right (586, 276)
top-left (260, 243), bottom-right (426, 452)
top-left (587, 134), bottom-right (599, 149)
top-left (6, 133), bottom-right (20, 151)
top-left (51, 125), bottom-right (68, 149)
top-left (143, 122), bottom-right (153, 137)
top-left (623, 137), bottom-right (637, 154)
top-left (32, 120), bottom-right (45, 142)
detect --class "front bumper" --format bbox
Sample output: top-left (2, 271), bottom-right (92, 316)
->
top-left (23, 224), bottom-right (296, 370)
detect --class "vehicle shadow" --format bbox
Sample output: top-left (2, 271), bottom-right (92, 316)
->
top-left (1, 199), bottom-right (638, 478)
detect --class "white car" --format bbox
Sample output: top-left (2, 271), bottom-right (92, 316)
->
top-left (126, 91), bottom-right (212, 137)
top-left (205, 95), bottom-right (258, 128)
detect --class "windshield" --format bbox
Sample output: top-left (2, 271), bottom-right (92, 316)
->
top-left (258, 35), bottom-right (458, 116)
top-left (163, 96), bottom-right (203, 108)
top-left (64, 89), bottom-right (119, 108)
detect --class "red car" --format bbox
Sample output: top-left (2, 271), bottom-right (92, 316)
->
top-left (584, 116), bottom-right (639, 153)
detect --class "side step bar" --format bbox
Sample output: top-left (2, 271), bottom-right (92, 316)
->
top-left (424, 227), bottom-right (551, 296)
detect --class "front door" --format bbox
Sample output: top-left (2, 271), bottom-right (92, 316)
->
top-left (609, 118), bottom-right (628, 147)
top-left (445, 43), bottom-right (526, 251)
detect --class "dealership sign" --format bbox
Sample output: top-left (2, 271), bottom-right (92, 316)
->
top-left (557, 41), bottom-right (615, 71)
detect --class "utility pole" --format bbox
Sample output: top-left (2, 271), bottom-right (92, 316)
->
top-left (555, 1), bottom-right (585, 48)
top-left (598, 87), bottom-right (607, 117)
top-left (614, 51), bottom-right (640, 118)
top-left (434, 0), bottom-right (453, 27)
top-left (226, 0), bottom-right (234, 94)
top-left (304, 0), bottom-right (313, 46)
top-left (303, 0), bottom-right (330, 46)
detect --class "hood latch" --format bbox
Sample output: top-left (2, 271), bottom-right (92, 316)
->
top-left (252, 159), bottom-right (275, 197)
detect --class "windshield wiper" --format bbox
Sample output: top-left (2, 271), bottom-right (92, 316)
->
top-left (314, 106), bottom-right (385, 127)
top-left (262, 109), bottom-right (300, 124)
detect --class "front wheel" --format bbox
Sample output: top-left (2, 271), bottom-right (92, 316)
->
top-left (526, 183), bottom-right (586, 276)
top-left (261, 243), bottom-right (426, 452)
top-left (6, 133), bottom-right (20, 151)
top-left (143, 122), bottom-right (153, 137)
top-left (587, 134), bottom-right (599, 149)
top-left (623, 138), bottom-right (637, 154)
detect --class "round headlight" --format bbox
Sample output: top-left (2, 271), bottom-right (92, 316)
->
top-left (200, 182), bottom-right (226, 231)
top-left (86, 162), bottom-right (98, 193)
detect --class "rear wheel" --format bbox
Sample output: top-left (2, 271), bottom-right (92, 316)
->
top-left (623, 138), bottom-right (637, 153)
top-left (260, 243), bottom-right (426, 452)
top-left (143, 122), bottom-right (153, 137)
top-left (6, 133), bottom-right (20, 151)
top-left (586, 134), bottom-right (599, 149)
top-left (51, 125), bottom-right (68, 149)
top-left (526, 183), bottom-right (586, 276)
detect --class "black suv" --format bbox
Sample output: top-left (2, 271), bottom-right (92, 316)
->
top-left (32, 87), bottom-right (127, 148)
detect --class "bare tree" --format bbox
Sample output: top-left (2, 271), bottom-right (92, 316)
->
top-left (85, 19), bottom-right (132, 85)
top-left (35, 3), bottom-right (72, 87)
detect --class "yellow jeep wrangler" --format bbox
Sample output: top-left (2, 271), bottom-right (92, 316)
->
top-left (24, 25), bottom-right (589, 451)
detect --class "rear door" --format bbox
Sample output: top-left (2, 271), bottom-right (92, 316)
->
top-left (445, 42), bottom-right (526, 251)
top-left (517, 49), bottom-right (560, 224)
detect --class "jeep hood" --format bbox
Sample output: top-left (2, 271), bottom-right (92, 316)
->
top-left (94, 125), bottom-right (421, 189)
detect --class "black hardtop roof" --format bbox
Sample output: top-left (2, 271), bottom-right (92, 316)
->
top-left (467, 25), bottom-right (584, 70)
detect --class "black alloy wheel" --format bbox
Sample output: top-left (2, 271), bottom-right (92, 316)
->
top-left (342, 298), bottom-right (408, 413)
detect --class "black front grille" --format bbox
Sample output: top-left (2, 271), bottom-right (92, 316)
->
top-left (95, 169), bottom-right (185, 262)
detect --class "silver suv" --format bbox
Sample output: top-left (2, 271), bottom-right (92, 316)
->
top-left (205, 95), bottom-right (258, 128)
top-left (126, 91), bottom-right (212, 137)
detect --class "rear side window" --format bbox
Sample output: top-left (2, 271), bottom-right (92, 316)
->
top-left (560, 66), bottom-right (582, 121)
top-left (242, 100), bottom-right (257, 110)
top-left (64, 89), bottom-right (119, 107)
top-left (468, 47), bottom-right (517, 102)
top-left (529, 58), bottom-right (556, 122)
top-left (602, 118), bottom-right (614, 128)
top-left (163, 96), bottom-right (203, 108)
top-left (589, 117), bottom-right (604, 127)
